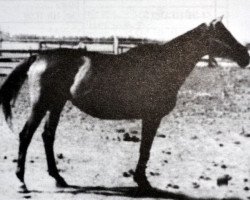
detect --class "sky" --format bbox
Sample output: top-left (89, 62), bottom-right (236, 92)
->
top-left (0, 0), bottom-right (249, 42)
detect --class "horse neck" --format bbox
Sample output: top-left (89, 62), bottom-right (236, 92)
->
top-left (154, 24), bottom-right (209, 91)
top-left (162, 24), bottom-right (209, 75)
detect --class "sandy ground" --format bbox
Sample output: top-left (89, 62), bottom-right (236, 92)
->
top-left (0, 62), bottom-right (250, 200)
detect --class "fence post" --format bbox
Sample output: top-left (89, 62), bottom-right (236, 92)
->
top-left (0, 38), bottom-right (2, 56)
top-left (0, 33), bottom-right (2, 56)
top-left (113, 36), bottom-right (119, 54)
top-left (39, 42), bottom-right (43, 50)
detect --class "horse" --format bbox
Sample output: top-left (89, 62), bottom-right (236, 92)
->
top-left (0, 16), bottom-right (249, 192)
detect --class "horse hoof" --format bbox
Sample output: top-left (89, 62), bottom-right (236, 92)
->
top-left (134, 173), bottom-right (152, 191)
top-left (136, 185), bottom-right (154, 196)
top-left (135, 180), bottom-right (153, 193)
top-left (18, 183), bottom-right (29, 193)
top-left (138, 183), bottom-right (152, 191)
top-left (56, 177), bottom-right (68, 188)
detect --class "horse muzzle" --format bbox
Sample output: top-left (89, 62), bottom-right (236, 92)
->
top-left (238, 56), bottom-right (250, 68)
top-left (237, 50), bottom-right (250, 68)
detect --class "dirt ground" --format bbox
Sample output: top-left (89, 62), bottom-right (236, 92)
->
top-left (0, 62), bottom-right (250, 200)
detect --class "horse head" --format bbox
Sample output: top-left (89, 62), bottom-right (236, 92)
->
top-left (207, 16), bottom-right (249, 68)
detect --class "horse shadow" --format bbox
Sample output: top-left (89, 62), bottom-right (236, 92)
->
top-left (27, 185), bottom-right (243, 200)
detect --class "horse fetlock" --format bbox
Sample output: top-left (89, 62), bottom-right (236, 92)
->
top-left (16, 167), bottom-right (24, 183)
top-left (48, 170), bottom-right (67, 186)
top-left (133, 173), bottom-right (147, 182)
top-left (55, 176), bottom-right (68, 187)
top-left (48, 169), bottom-right (59, 177)
top-left (133, 171), bottom-right (151, 189)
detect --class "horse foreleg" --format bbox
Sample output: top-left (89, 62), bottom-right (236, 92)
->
top-left (208, 56), bottom-right (218, 68)
top-left (42, 103), bottom-right (68, 187)
top-left (134, 117), bottom-right (161, 190)
top-left (16, 104), bottom-right (46, 185)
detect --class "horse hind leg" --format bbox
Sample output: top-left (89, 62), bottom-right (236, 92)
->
top-left (16, 101), bottom-right (47, 186)
top-left (41, 101), bottom-right (68, 187)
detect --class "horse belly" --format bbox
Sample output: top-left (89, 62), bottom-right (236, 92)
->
top-left (70, 91), bottom-right (141, 119)
top-left (70, 85), bottom-right (178, 120)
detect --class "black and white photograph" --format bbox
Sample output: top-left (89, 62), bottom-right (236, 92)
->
top-left (0, 0), bottom-right (249, 199)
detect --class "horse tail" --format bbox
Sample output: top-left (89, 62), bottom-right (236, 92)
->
top-left (0, 55), bottom-right (37, 127)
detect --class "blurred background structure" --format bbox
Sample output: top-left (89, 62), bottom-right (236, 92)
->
top-left (0, 0), bottom-right (249, 74)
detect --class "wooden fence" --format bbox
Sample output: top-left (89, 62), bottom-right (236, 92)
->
top-left (0, 37), bottom-right (242, 75)
top-left (0, 37), bottom-right (138, 75)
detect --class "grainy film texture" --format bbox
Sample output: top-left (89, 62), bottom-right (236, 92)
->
top-left (0, 0), bottom-right (249, 200)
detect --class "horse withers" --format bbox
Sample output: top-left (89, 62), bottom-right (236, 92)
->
top-left (0, 16), bottom-right (249, 191)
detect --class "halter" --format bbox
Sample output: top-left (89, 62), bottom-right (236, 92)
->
top-left (206, 18), bottom-right (234, 68)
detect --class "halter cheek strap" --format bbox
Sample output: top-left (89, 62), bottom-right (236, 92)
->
top-left (207, 36), bottom-right (232, 68)
top-left (209, 38), bottom-right (232, 50)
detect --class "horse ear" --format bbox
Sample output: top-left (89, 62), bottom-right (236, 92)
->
top-left (209, 15), bottom-right (224, 27)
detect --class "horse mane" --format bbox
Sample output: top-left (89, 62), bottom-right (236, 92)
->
top-left (165, 23), bottom-right (208, 47)
top-left (125, 23), bottom-right (208, 57)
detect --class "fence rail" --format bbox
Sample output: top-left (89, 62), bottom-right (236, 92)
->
top-left (0, 38), bottom-right (237, 75)
top-left (0, 38), bottom-right (138, 75)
